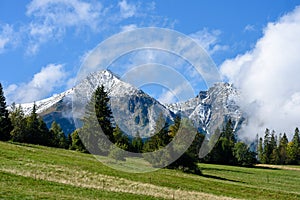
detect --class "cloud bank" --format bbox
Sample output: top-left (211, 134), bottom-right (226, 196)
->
top-left (5, 64), bottom-right (67, 104)
top-left (221, 6), bottom-right (300, 139)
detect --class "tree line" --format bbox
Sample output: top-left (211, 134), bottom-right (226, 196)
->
top-left (201, 120), bottom-right (257, 166)
top-left (0, 83), bottom-right (202, 173)
top-left (74, 85), bottom-right (203, 174)
top-left (257, 128), bottom-right (300, 164)
top-left (0, 83), bottom-right (74, 149)
top-left (1, 82), bottom-right (299, 173)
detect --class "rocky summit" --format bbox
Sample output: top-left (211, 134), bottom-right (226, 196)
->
top-left (17, 70), bottom-right (245, 137)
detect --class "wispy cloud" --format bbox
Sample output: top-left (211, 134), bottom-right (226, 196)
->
top-left (189, 28), bottom-right (228, 55)
top-left (120, 24), bottom-right (138, 32)
top-left (5, 64), bottom-right (68, 103)
top-left (244, 24), bottom-right (255, 32)
top-left (118, 0), bottom-right (137, 19)
top-left (0, 0), bottom-right (175, 55)
top-left (221, 6), bottom-right (300, 140)
top-left (0, 24), bottom-right (16, 53)
top-left (158, 84), bottom-right (187, 104)
top-left (25, 0), bottom-right (104, 54)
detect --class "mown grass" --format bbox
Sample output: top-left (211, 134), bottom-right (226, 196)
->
top-left (0, 141), bottom-right (299, 200)
top-left (0, 172), bottom-right (160, 200)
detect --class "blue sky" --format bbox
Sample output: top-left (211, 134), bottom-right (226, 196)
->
top-left (0, 0), bottom-right (299, 105)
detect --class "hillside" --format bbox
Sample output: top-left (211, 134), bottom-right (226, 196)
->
top-left (1, 141), bottom-right (300, 200)
top-left (16, 70), bottom-right (243, 137)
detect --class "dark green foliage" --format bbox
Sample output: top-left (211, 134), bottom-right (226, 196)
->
top-left (49, 121), bottom-right (67, 148)
top-left (142, 114), bottom-right (172, 168)
top-left (94, 85), bottom-right (115, 143)
top-left (278, 133), bottom-right (288, 164)
top-left (143, 115), bottom-right (202, 174)
top-left (257, 127), bottom-right (300, 165)
top-left (0, 83), bottom-right (12, 141)
top-left (286, 128), bottom-right (300, 164)
top-left (80, 85), bottom-right (115, 155)
top-left (257, 137), bottom-right (263, 162)
top-left (204, 120), bottom-right (237, 165)
top-left (262, 128), bottom-right (272, 164)
top-left (169, 115), bottom-right (180, 138)
top-left (131, 131), bottom-right (143, 153)
top-left (10, 104), bottom-right (26, 142)
top-left (203, 119), bottom-right (256, 166)
top-left (9, 102), bottom-right (67, 148)
top-left (69, 129), bottom-right (87, 152)
top-left (233, 142), bottom-right (256, 166)
top-left (113, 125), bottom-right (130, 150)
top-left (143, 113), bottom-right (171, 153)
top-left (24, 103), bottom-right (50, 146)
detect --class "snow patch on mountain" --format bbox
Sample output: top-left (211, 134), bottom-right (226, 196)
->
top-left (15, 70), bottom-right (244, 137)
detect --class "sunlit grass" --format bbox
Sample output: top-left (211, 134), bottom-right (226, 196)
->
top-left (1, 141), bottom-right (299, 200)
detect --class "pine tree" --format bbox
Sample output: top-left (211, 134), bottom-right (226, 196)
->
top-left (69, 129), bottom-right (87, 152)
top-left (278, 133), bottom-right (288, 164)
top-left (270, 130), bottom-right (277, 151)
top-left (143, 113), bottom-right (170, 152)
top-left (113, 125), bottom-right (130, 150)
top-left (233, 142), bottom-right (256, 166)
top-left (80, 85), bottom-right (115, 155)
top-left (258, 137), bottom-right (263, 162)
top-left (94, 85), bottom-right (115, 143)
top-left (287, 128), bottom-right (300, 164)
top-left (219, 119), bottom-right (235, 164)
top-left (38, 118), bottom-right (50, 146)
top-left (0, 83), bottom-right (12, 141)
top-left (168, 118), bottom-right (202, 174)
top-left (50, 121), bottom-right (67, 148)
top-left (169, 115), bottom-right (181, 138)
top-left (25, 103), bottom-right (49, 145)
top-left (10, 104), bottom-right (26, 142)
top-left (25, 103), bottom-right (40, 144)
top-left (132, 131), bottom-right (143, 153)
top-left (269, 130), bottom-right (279, 164)
top-left (262, 128), bottom-right (271, 164)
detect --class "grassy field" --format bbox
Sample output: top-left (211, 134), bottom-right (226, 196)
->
top-left (0, 141), bottom-right (299, 200)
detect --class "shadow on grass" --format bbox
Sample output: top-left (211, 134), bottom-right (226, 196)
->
top-left (201, 174), bottom-right (245, 183)
top-left (251, 165), bottom-right (280, 170)
top-left (200, 166), bottom-right (253, 174)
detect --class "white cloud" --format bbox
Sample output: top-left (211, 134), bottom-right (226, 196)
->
top-left (0, 0), bottom-right (174, 55)
top-left (26, 0), bottom-right (103, 30)
top-left (244, 24), bottom-right (255, 32)
top-left (0, 24), bottom-right (16, 53)
top-left (121, 24), bottom-right (138, 32)
top-left (158, 85), bottom-right (187, 104)
top-left (220, 6), bottom-right (300, 140)
top-left (189, 28), bottom-right (228, 55)
top-left (118, 0), bottom-right (137, 19)
top-left (5, 64), bottom-right (68, 103)
top-left (25, 0), bottom-right (103, 54)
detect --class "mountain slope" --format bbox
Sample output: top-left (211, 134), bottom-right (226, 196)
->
top-left (166, 82), bottom-right (243, 135)
top-left (18, 70), bottom-right (174, 137)
top-left (16, 70), bottom-right (244, 137)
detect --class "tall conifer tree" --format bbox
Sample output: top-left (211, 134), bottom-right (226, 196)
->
top-left (0, 83), bottom-right (12, 141)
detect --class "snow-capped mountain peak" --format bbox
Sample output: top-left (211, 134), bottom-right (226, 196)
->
top-left (15, 70), bottom-right (244, 137)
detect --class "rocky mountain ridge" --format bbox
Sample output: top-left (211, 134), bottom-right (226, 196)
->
top-left (16, 70), bottom-right (244, 137)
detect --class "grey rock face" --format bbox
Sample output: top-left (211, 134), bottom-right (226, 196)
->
top-left (166, 82), bottom-right (244, 135)
top-left (18, 70), bottom-right (244, 137)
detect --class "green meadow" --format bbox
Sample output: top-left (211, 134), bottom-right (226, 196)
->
top-left (1, 141), bottom-right (299, 200)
